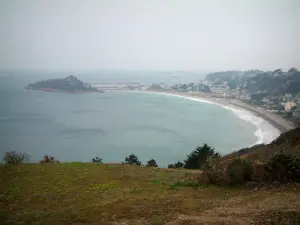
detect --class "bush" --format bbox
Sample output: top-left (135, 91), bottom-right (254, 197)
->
top-left (252, 161), bottom-right (267, 181)
top-left (122, 154), bottom-right (141, 166)
top-left (202, 155), bottom-right (226, 185)
top-left (3, 151), bottom-right (29, 164)
top-left (92, 157), bottom-right (102, 163)
top-left (40, 155), bottom-right (59, 164)
top-left (184, 144), bottom-right (220, 169)
top-left (146, 159), bottom-right (158, 167)
top-left (227, 158), bottom-right (254, 186)
top-left (265, 153), bottom-right (300, 183)
top-left (168, 161), bottom-right (184, 169)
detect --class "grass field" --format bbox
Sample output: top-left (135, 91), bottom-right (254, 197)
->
top-left (1, 163), bottom-right (300, 224)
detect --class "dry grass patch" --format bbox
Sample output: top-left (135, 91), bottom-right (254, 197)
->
top-left (1, 163), bottom-right (300, 224)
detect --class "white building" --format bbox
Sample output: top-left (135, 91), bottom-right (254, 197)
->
top-left (284, 101), bottom-right (297, 112)
top-left (210, 85), bottom-right (230, 94)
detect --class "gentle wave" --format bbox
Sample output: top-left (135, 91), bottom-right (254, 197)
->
top-left (144, 91), bottom-right (280, 146)
top-left (221, 105), bottom-right (280, 145)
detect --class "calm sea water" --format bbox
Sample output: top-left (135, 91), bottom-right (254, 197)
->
top-left (0, 72), bottom-right (257, 167)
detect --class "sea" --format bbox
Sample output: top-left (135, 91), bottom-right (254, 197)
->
top-left (0, 70), bottom-right (280, 167)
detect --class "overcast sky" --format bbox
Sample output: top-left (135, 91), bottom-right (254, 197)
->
top-left (0, 0), bottom-right (300, 71)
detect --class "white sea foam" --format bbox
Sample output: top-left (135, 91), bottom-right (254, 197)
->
top-left (221, 105), bottom-right (280, 145)
top-left (147, 91), bottom-right (281, 146)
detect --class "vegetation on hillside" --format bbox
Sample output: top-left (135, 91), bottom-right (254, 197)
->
top-left (146, 159), bottom-right (158, 167)
top-left (1, 162), bottom-right (299, 224)
top-left (184, 143), bottom-right (219, 169)
top-left (92, 157), bottom-right (102, 163)
top-left (226, 127), bottom-right (300, 162)
top-left (244, 68), bottom-right (300, 95)
top-left (26, 75), bottom-right (97, 91)
top-left (122, 154), bottom-right (142, 166)
top-left (168, 161), bottom-right (184, 168)
top-left (1, 127), bottom-right (300, 224)
top-left (205, 68), bottom-right (300, 95)
top-left (3, 151), bottom-right (29, 164)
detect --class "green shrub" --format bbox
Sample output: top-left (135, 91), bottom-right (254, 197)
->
top-left (227, 158), bottom-right (254, 186)
top-left (122, 154), bottom-right (141, 166)
top-left (264, 153), bottom-right (300, 183)
top-left (202, 155), bottom-right (226, 185)
top-left (146, 159), bottom-right (158, 167)
top-left (92, 157), bottom-right (102, 163)
top-left (40, 155), bottom-right (59, 164)
top-left (168, 161), bottom-right (184, 169)
top-left (3, 151), bottom-right (29, 164)
top-left (184, 144), bottom-right (220, 169)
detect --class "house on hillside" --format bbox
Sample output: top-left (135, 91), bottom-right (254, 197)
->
top-left (284, 101), bottom-right (297, 112)
top-left (210, 85), bottom-right (230, 95)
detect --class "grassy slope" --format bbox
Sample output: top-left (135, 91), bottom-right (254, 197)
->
top-left (1, 163), bottom-right (300, 224)
top-left (223, 128), bottom-right (300, 163)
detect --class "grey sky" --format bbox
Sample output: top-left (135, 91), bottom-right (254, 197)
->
top-left (0, 0), bottom-right (300, 71)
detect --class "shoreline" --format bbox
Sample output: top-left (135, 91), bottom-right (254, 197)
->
top-left (24, 87), bottom-right (105, 93)
top-left (125, 89), bottom-right (295, 145)
top-left (145, 90), bottom-right (295, 133)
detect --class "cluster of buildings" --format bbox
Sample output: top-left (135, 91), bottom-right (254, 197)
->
top-left (208, 83), bottom-right (300, 125)
top-left (90, 78), bottom-right (300, 126)
top-left (163, 78), bottom-right (300, 125)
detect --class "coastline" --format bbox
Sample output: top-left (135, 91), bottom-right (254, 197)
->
top-left (127, 90), bottom-right (295, 145)
top-left (25, 87), bottom-right (105, 93)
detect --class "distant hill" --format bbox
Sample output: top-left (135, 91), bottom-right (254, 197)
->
top-left (244, 69), bottom-right (300, 95)
top-left (205, 70), bottom-right (262, 89)
top-left (146, 84), bottom-right (165, 91)
top-left (239, 68), bottom-right (300, 95)
top-left (26, 75), bottom-right (100, 92)
top-left (205, 68), bottom-right (300, 95)
top-left (205, 71), bottom-right (243, 84)
top-left (224, 127), bottom-right (300, 163)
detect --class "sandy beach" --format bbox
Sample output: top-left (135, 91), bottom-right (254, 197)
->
top-left (114, 89), bottom-right (295, 145)
top-left (138, 90), bottom-right (295, 144)
top-left (145, 90), bottom-right (295, 132)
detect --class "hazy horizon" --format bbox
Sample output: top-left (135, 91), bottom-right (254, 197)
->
top-left (1, 0), bottom-right (300, 72)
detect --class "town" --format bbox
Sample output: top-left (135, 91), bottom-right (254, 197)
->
top-left (93, 68), bottom-right (300, 127)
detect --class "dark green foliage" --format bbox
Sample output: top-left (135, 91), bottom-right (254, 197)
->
top-left (147, 84), bottom-right (165, 91)
top-left (205, 71), bottom-right (241, 84)
top-left (288, 67), bottom-right (298, 73)
top-left (251, 93), bottom-right (268, 102)
top-left (168, 161), bottom-right (184, 169)
top-left (3, 151), bottom-right (29, 164)
top-left (245, 70), bottom-right (300, 95)
top-left (227, 158), bottom-right (254, 186)
top-left (184, 144), bottom-right (220, 169)
top-left (27, 75), bottom-right (96, 91)
top-left (40, 155), bottom-right (59, 163)
top-left (122, 154), bottom-right (141, 166)
top-left (92, 157), bottom-right (102, 163)
top-left (146, 159), bottom-right (158, 167)
top-left (265, 153), bottom-right (300, 183)
top-left (202, 155), bottom-right (226, 185)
